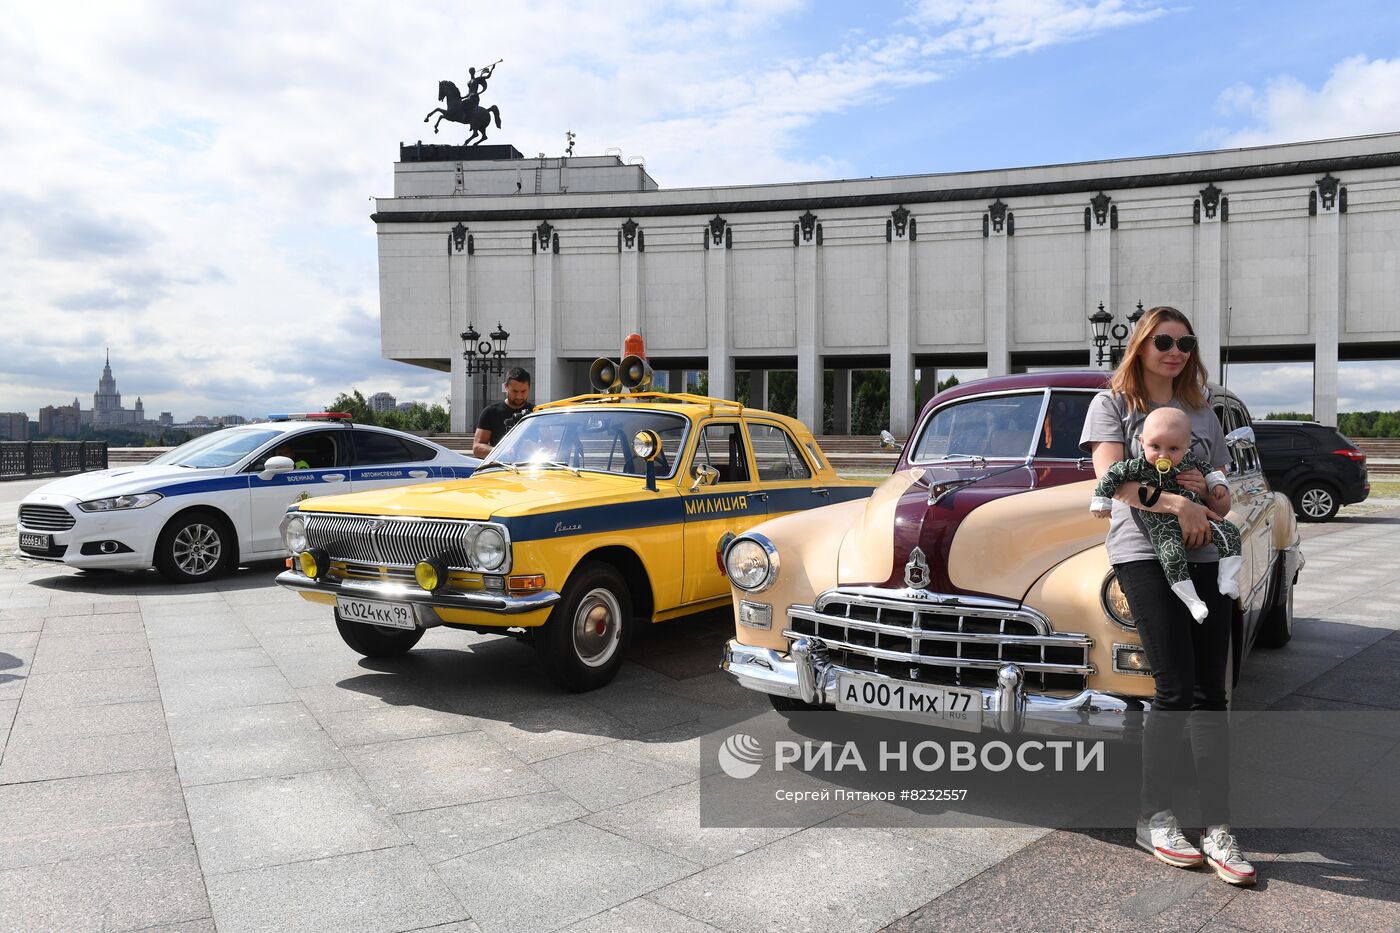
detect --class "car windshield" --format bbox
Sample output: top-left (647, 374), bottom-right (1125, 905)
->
top-left (148, 428), bottom-right (284, 469)
top-left (909, 393), bottom-right (1044, 462)
top-left (484, 409), bottom-right (689, 478)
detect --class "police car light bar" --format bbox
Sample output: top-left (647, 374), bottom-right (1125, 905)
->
top-left (265, 412), bottom-right (353, 422)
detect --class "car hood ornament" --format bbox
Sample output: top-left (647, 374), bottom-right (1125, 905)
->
top-left (904, 546), bottom-right (931, 589)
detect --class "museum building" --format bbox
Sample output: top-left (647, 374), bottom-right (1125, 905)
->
top-left (372, 133), bottom-right (1400, 434)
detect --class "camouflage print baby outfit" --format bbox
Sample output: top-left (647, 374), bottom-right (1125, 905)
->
top-left (1092, 452), bottom-right (1244, 622)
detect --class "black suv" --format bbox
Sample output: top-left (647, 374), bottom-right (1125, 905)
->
top-left (1252, 420), bottom-right (1370, 521)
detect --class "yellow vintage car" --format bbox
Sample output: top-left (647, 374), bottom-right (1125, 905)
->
top-left (275, 392), bottom-right (876, 690)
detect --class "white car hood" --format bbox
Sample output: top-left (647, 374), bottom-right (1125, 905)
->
top-left (24, 465), bottom-right (229, 504)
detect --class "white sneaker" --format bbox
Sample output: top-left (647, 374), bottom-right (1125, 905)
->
top-left (1201, 825), bottom-right (1257, 885)
top-left (1135, 810), bottom-right (1205, 868)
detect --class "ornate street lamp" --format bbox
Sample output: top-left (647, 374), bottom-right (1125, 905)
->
top-left (1088, 300), bottom-right (1144, 367)
top-left (461, 322), bottom-right (511, 419)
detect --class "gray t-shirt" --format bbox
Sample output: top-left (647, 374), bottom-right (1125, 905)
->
top-left (1079, 390), bottom-right (1231, 564)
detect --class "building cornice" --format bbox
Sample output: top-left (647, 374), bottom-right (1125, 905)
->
top-left (371, 150), bottom-right (1400, 225)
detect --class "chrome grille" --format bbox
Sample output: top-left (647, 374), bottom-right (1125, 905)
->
top-left (19, 505), bottom-right (76, 531)
top-left (787, 587), bottom-right (1094, 693)
top-left (302, 513), bottom-right (492, 571)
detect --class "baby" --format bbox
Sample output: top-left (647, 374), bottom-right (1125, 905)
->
top-left (1091, 407), bottom-right (1244, 622)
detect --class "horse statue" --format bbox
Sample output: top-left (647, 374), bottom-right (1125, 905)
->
top-left (424, 63), bottom-right (503, 145)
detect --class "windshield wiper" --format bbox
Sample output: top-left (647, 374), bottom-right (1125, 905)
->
top-left (934, 454), bottom-right (988, 466)
top-left (474, 461), bottom-right (519, 475)
top-left (516, 459), bottom-right (580, 476)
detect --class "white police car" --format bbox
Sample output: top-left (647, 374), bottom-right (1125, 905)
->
top-left (16, 413), bottom-right (478, 583)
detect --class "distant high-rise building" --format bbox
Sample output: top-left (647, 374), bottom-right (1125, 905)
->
top-left (369, 391), bottom-right (397, 412)
top-left (396, 401), bottom-right (417, 414)
top-left (39, 400), bottom-right (82, 437)
top-left (159, 412), bottom-right (173, 426)
top-left (0, 412), bottom-right (29, 441)
top-left (89, 351), bottom-right (151, 426)
top-left (215, 415), bottom-right (247, 426)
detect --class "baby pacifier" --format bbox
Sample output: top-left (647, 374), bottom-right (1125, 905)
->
top-left (1154, 457), bottom-right (1173, 472)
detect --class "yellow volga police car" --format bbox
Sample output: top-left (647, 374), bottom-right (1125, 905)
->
top-left (275, 392), bottom-right (876, 690)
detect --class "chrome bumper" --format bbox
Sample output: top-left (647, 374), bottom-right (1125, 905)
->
top-left (275, 569), bottom-right (560, 623)
top-left (723, 638), bottom-right (1148, 736)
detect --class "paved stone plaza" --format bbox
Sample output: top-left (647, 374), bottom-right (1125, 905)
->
top-left (1, 479), bottom-right (1399, 932)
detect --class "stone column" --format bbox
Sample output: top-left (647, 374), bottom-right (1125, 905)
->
top-left (831, 368), bottom-right (851, 434)
top-left (750, 369), bottom-right (768, 409)
top-left (619, 219), bottom-right (641, 347)
top-left (704, 216), bottom-right (732, 401)
top-left (887, 206), bottom-right (915, 435)
top-left (1192, 184), bottom-right (1227, 383)
top-left (448, 226), bottom-right (472, 432)
top-left (1311, 174), bottom-right (1344, 427)
top-left (795, 211), bottom-right (821, 431)
top-left (983, 200), bottom-right (1012, 376)
top-left (1086, 194), bottom-right (1115, 370)
top-left (532, 221), bottom-right (564, 404)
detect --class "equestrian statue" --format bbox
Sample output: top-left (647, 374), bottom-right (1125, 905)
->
top-left (424, 59), bottom-right (503, 145)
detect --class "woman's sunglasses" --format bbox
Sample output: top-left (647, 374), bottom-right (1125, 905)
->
top-left (1151, 334), bottom-right (1197, 353)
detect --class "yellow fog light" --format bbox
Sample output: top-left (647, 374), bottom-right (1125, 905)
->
top-left (508, 574), bottom-right (546, 593)
top-left (415, 558), bottom-right (447, 593)
top-left (298, 548), bottom-right (328, 580)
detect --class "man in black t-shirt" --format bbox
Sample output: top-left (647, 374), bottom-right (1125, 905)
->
top-left (473, 367), bottom-right (534, 458)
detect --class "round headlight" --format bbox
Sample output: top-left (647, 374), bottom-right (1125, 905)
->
top-left (472, 526), bottom-right (507, 571)
top-left (725, 535), bottom-right (779, 592)
top-left (1102, 572), bottom-right (1135, 630)
top-left (415, 558), bottom-right (444, 592)
top-left (632, 430), bottom-right (660, 461)
top-left (284, 515), bottom-right (308, 554)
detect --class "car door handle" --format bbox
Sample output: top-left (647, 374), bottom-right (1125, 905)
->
top-left (1243, 483), bottom-right (1266, 495)
top-left (811, 487), bottom-right (830, 497)
top-left (409, 470), bottom-right (429, 478)
top-left (323, 474), bottom-right (346, 483)
top-left (746, 491), bottom-right (768, 501)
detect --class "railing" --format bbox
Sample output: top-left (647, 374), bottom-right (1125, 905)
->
top-left (0, 442), bottom-right (108, 480)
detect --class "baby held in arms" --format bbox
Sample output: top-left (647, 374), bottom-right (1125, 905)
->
top-left (1091, 407), bottom-right (1244, 622)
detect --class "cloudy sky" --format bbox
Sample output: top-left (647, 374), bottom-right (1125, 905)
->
top-left (2, 0), bottom-right (1399, 421)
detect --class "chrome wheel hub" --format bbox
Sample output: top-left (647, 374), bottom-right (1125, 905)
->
top-left (173, 523), bottom-right (221, 576)
top-left (1301, 488), bottom-right (1333, 518)
top-left (572, 587), bottom-right (622, 667)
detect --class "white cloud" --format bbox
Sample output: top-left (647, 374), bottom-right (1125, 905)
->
top-left (1220, 54), bottom-right (1400, 147)
top-left (909, 0), bottom-right (1166, 56)
top-left (1223, 362), bottom-right (1400, 417)
top-left (0, 0), bottom-right (1168, 421)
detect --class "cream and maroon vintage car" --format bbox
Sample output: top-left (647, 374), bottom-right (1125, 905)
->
top-left (722, 371), bottom-right (1304, 733)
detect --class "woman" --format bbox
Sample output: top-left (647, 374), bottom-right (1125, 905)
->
top-left (1079, 306), bottom-right (1257, 886)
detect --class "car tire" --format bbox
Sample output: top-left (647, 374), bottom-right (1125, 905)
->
top-left (155, 511), bottom-right (232, 583)
top-left (1293, 481), bottom-right (1340, 522)
top-left (535, 561), bottom-right (632, 692)
top-left (1257, 568), bottom-right (1295, 649)
top-left (334, 610), bottom-right (425, 657)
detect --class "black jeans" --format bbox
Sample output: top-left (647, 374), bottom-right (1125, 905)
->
top-left (1114, 559), bottom-right (1232, 826)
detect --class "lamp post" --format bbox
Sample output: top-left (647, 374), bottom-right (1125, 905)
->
top-left (1089, 300), bottom-right (1145, 367)
top-left (460, 322), bottom-right (511, 426)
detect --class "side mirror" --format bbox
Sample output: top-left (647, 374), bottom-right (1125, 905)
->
top-left (879, 430), bottom-right (897, 450)
top-left (260, 456), bottom-right (295, 480)
top-left (1224, 426), bottom-right (1256, 449)
top-left (690, 464), bottom-right (719, 491)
